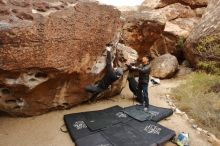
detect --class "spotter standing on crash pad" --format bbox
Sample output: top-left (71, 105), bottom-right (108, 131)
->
top-left (85, 44), bottom-right (124, 100)
top-left (126, 56), bottom-right (151, 110)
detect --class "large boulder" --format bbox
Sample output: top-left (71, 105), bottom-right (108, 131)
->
top-left (170, 17), bottom-right (200, 32)
top-left (164, 17), bottom-right (200, 38)
top-left (121, 9), bottom-right (167, 59)
top-left (184, 0), bottom-right (220, 69)
top-left (0, 1), bottom-right (137, 116)
top-left (121, 2), bottom-right (201, 61)
top-left (157, 3), bottom-right (196, 21)
top-left (150, 54), bottom-right (179, 78)
top-left (150, 17), bottom-right (199, 59)
top-left (140, 3), bottom-right (196, 21)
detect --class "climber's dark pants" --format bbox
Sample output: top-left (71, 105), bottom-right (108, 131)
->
top-left (138, 83), bottom-right (149, 107)
top-left (85, 85), bottom-right (104, 94)
top-left (85, 84), bottom-right (107, 102)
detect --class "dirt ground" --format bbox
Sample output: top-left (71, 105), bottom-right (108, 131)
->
top-left (0, 79), bottom-right (212, 146)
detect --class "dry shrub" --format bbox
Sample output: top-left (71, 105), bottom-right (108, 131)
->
top-left (172, 72), bottom-right (220, 138)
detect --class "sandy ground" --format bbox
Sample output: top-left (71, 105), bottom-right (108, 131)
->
top-left (0, 79), bottom-right (212, 146)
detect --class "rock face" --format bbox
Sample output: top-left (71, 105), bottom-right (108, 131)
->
top-left (180, 0), bottom-right (207, 7)
top-left (141, 0), bottom-right (178, 9)
top-left (158, 3), bottom-right (196, 21)
top-left (149, 33), bottom-right (177, 58)
top-left (121, 9), bottom-right (167, 59)
top-left (0, 1), bottom-right (138, 116)
top-left (121, 2), bottom-right (201, 61)
top-left (150, 54), bottom-right (179, 78)
top-left (164, 17), bottom-right (200, 38)
top-left (184, 0), bottom-right (220, 68)
top-left (141, 0), bottom-right (207, 8)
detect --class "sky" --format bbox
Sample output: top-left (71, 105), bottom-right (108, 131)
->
top-left (97, 0), bottom-right (145, 6)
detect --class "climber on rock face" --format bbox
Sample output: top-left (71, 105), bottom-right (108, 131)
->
top-left (85, 44), bottom-right (124, 99)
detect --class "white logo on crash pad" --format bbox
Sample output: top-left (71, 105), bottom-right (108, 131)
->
top-left (73, 121), bottom-right (87, 130)
top-left (148, 111), bottom-right (159, 117)
top-left (144, 125), bottom-right (161, 135)
top-left (116, 112), bottom-right (127, 118)
top-left (98, 144), bottom-right (111, 146)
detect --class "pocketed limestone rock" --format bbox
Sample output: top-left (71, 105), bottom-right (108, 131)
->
top-left (0, 1), bottom-right (137, 116)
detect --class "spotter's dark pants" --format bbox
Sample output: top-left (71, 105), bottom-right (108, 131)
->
top-left (138, 83), bottom-right (149, 107)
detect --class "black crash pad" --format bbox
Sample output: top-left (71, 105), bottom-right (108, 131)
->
top-left (148, 105), bottom-right (173, 122)
top-left (76, 133), bottom-right (113, 146)
top-left (123, 105), bottom-right (152, 121)
top-left (64, 106), bottom-right (131, 141)
top-left (126, 120), bottom-right (176, 145)
top-left (102, 123), bottom-right (156, 146)
top-left (84, 106), bottom-right (131, 131)
top-left (64, 112), bottom-right (99, 141)
top-left (123, 105), bottom-right (173, 122)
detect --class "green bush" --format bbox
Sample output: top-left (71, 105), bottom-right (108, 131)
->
top-left (197, 61), bottom-right (220, 75)
top-left (176, 36), bottom-right (185, 50)
top-left (196, 35), bottom-right (220, 56)
top-left (195, 35), bottom-right (220, 75)
top-left (172, 72), bottom-right (220, 138)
